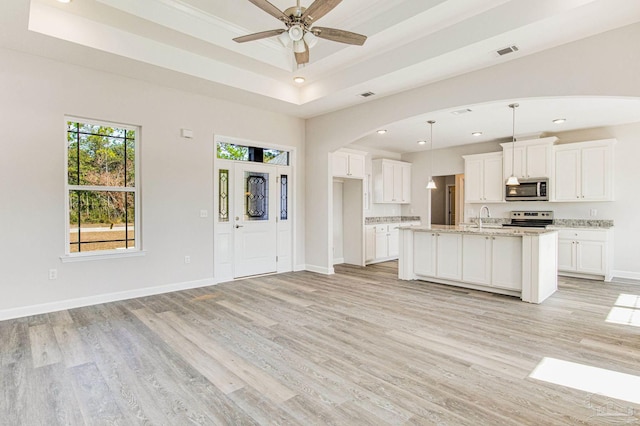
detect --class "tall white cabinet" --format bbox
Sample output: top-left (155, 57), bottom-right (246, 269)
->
top-left (372, 159), bottom-right (411, 204)
top-left (553, 139), bottom-right (615, 202)
top-left (463, 152), bottom-right (503, 203)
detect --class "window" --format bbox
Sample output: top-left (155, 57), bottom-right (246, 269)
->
top-left (65, 119), bottom-right (139, 256)
top-left (217, 141), bottom-right (289, 165)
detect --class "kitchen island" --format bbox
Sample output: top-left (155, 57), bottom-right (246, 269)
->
top-left (399, 225), bottom-right (558, 303)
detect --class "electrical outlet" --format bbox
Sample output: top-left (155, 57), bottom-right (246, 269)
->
top-left (184, 256), bottom-right (191, 264)
top-left (200, 210), bottom-right (208, 218)
top-left (48, 269), bottom-right (57, 280)
top-left (590, 209), bottom-right (597, 217)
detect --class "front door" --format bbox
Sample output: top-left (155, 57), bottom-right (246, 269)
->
top-left (233, 163), bottom-right (277, 278)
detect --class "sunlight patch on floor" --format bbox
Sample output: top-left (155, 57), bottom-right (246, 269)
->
top-left (529, 357), bottom-right (640, 405)
top-left (606, 294), bottom-right (640, 327)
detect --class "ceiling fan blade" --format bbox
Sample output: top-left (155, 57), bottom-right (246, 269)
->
top-left (302, 0), bottom-right (342, 23)
top-left (295, 45), bottom-right (310, 65)
top-left (312, 27), bottom-right (367, 46)
top-left (248, 0), bottom-right (290, 22)
top-left (233, 29), bottom-right (286, 43)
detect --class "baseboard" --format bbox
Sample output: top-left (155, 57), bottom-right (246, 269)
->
top-left (333, 257), bottom-right (345, 265)
top-left (305, 264), bottom-right (334, 275)
top-left (0, 278), bottom-right (216, 321)
top-left (612, 270), bottom-right (640, 283)
top-left (293, 263), bottom-right (306, 272)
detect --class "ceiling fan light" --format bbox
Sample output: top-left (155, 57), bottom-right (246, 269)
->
top-left (278, 31), bottom-right (292, 47)
top-left (426, 178), bottom-right (437, 190)
top-left (506, 175), bottom-right (520, 186)
top-left (293, 40), bottom-right (306, 53)
top-left (303, 31), bottom-right (318, 48)
top-left (289, 25), bottom-right (304, 42)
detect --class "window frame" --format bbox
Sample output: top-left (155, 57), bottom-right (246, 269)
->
top-left (62, 116), bottom-right (143, 262)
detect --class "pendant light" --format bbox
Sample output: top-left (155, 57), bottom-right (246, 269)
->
top-left (506, 103), bottom-right (520, 186)
top-left (426, 120), bottom-right (437, 190)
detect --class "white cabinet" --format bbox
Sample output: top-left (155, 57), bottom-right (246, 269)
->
top-left (557, 228), bottom-right (613, 280)
top-left (372, 159), bottom-right (411, 204)
top-left (413, 231), bottom-right (462, 280)
top-left (500, 137), bottom-right (556, 179)
top-left (462, 234), bottom-right (522, 290)
top-left (332, 149), bottom-right (365, 178)
top-left (552, 139), bottom-right (615, 202)
top-left (365, 226), bottom-right (376, 262)
top-left (463, 152), bottom-right (503, 203)
top-left (366, 224), bottom-right (401, 263)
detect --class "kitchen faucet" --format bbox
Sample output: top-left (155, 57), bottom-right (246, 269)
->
top-left (478, 205), bottom-right (491, 229)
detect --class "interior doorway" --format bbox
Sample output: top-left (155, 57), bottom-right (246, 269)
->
top-left (430, 174), bottom-right (464, 226)
top-left (332, 178), bottom-right (364, 266)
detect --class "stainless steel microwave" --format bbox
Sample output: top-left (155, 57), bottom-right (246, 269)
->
top-left (505, 178), bottom-right (549, 201)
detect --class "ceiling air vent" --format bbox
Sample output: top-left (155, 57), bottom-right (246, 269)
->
top-left (497, 45), bottom-right (519, 56)
top-left (359, 91), bottom-right (376, 98)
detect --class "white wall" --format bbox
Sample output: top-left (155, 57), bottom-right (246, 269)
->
top-left (401, 122), bottom-right (640, 279)
top-left (332, 181), bottom-right (344, 263)
top-left (0, 47), bottom-right (305, 318)
top-left (306, 23), bottom-right (640, 274)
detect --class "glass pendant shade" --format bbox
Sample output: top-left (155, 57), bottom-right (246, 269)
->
top-left (288, 25), bottom-right (304, 41)
top-left (278, 32), bottom-right (292, 47)
top-left (303, 31), bottom-right (318, 48)
top-left (506, 175), bottom-right (520, 186)
top-left (293, 40), bottom-right (306, 53)
top-left (426, 178), bottom-right (437, 190)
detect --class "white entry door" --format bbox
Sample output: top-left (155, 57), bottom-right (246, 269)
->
top-left (233, 163), bottom-right (277, 278)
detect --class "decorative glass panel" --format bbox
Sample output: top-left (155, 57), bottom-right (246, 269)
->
top-left (244, 172), bottom-right (269, 221)
top-left (219, 169), bottom-right (229, 222)
top-left (280, 174), bottom-right (288, 220)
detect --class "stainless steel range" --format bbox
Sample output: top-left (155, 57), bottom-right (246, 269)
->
top-left (504, 211), bottom-right (554, 228)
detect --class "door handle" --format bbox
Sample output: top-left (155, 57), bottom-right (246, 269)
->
top-left (235, 224), bottom-right (244, 228)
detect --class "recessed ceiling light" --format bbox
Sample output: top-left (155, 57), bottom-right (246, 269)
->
top-left (451, 108), bottom-right (472, 115)
top-left (553, 118), bottom-right (566, 124)
top-left (293, 76), bottom-right (305, 84)
top-left (417, 140), bottom-right (426, 145)
top-left (472, 132), bottom-right (483, 137)
top-left (376, 129), bottom-right (387, 135)
top-left (57, 0), bottom-right (72, 3)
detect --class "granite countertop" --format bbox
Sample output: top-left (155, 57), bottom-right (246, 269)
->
top-left (365, 216), bottom-right (421, 225)
top-left (404, 224), bottom-right (556, 236)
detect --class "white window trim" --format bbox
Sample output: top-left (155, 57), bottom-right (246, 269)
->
top-left (62, 116), bottom-right (142, 260)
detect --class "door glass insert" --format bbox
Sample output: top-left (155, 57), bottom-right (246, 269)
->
top-left (280, 174), bottom-right (288, 220)
top-left (245, 172), bottom-right (269, 220)
top-left (219, 169), bottom-right (229, 222)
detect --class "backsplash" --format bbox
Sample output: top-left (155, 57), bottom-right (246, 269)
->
top-left (365, 216), bottom-right (421, 225)
top-left (551, 219), bottom-right (614, 228)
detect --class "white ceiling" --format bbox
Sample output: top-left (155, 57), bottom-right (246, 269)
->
top-left (2, 0), bottom-right (640, 153)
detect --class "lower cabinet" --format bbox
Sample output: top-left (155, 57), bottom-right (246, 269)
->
top-left (366, 224), bottom-right (401, 264)
top-left (413, 232), bottom-right (462, 280)
top-left (557, 228), bottom-right (612, 280)
top-left (462, 234), bottom-right (522, 290)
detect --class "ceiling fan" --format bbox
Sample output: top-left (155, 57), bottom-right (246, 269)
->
top-left (233, 0), bottom-right (367, 66)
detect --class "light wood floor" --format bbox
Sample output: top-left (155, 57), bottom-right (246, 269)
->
top-left (2, 262), bottom-right (640, 425)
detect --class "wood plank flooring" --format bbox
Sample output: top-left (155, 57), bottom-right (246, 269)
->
top-left (2, 261), bottom-right (640, 425)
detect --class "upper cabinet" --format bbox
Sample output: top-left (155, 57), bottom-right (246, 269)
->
top-left (372, 159), bottom-right (412, 204)
top-left (463, 152), bottom-right (503, 203)
top-left (332, 149), bottom-right (366, 178)
top-left (500, 136), bottom-right (556, 179)
top-left (552, 139), bottom-right (615, 202)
